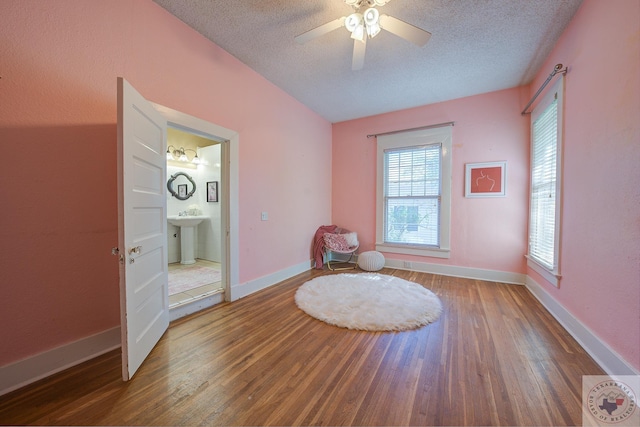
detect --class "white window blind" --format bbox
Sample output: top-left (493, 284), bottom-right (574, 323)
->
top-left (376, 125), bottom-right (452, 258)
top-left (529, 77), bottom-right (563, 280)
top-left (384, 144), bottom-right (441, 246)
top-left (530, 99), bottom-right (557, 268)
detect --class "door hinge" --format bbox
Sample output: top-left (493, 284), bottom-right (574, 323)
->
top-left (111, 247), bottom-right (125, 264)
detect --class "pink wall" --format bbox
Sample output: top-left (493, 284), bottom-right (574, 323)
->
top-left (0, 0), bottom-right (332, 366)
top-left (332, 86), bottom-right (531, 274)
top-left (1, 0), bottom-right (636, 376)
top-left (526, 0), bottom-right (640, 372)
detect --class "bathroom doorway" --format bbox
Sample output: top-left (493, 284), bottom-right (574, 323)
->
top-left (166, 128), bottom-right (224, 311)
top-left (152, 102), bottom-right (239, 320)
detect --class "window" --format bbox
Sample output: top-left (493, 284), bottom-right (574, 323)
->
top-left (376, 126), bottom-right (452, 258)
top-left (528, 77), bottom-right (563, 286)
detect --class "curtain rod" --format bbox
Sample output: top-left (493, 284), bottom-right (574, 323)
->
top-left (367, 122), bottom-right (456, 138)
top-left (366, 121), bottom-right (455, 139)
top-left (521, 63), bottom-right (567, 115)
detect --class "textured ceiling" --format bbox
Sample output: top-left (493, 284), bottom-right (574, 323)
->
top-left (153, 0), bottom-right (583, 123)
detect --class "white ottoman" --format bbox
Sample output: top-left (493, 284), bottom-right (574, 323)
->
top-left (358, 251), bottom-right (385, 271)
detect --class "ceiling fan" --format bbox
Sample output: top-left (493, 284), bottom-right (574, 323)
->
top-left (295, 0), bottom-right (431, 70)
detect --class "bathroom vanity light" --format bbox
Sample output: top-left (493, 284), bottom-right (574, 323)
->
top-left (166, 146), bottom-right (201, 164)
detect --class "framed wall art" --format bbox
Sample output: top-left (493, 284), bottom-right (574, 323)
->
top-left (465, 161), bottom-right (506, 197)
top-left (177, 184), bottom-right (188, 199)
top-left (207, 181), bottom-right (218, 202)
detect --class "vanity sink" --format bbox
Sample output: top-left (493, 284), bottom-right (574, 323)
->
top-left (167, 215), bottom-right (207, 227)
top-left (168, 215), bottom-right (208, 264)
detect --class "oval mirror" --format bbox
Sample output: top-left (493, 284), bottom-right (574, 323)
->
top-left (167, 172), bottom-right (196, 200)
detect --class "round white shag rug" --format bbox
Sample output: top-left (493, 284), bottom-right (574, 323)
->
top-left (294, 273), bottom-right (442, 331)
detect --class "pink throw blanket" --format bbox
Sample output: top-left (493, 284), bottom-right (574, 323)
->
top-left (313, 225), bottom-right (338, 269)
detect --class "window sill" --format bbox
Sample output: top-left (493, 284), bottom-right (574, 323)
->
top-left (376, 243), bottom-right (450, 259)
top-left (526, 255), bottom-right (561, 288)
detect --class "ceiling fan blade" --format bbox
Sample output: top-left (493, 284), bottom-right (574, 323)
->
top-left (352, 37), bottom-right (366, 71)
top-left (379, 14), bottom-right (431, 46)
top-left (295, 17), bottom-right (346, 44)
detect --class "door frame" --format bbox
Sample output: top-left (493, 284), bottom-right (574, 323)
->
top-left (153, 103), bottom-right (239, 302)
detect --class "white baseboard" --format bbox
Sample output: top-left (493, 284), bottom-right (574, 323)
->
top-left (0, 326), bottom-right (121, 397)
top-left (230, 259), bottom-right (313, 301)
top-left (525, 276), bottom-right (639, 376)
top-left (383, 258), bottom-right (526, 285)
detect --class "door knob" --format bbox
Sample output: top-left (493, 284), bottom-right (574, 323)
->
top-left (128, 246), bottom-right (142, 255)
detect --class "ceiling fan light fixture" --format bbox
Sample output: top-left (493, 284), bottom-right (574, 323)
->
top-left (364, 8), bottom-right (379, 25)
top-left (364, 7), bottom-right (380, 38)
top-left (297, 0), bottom-right (431, 70)
top-left (366, 22), bottom-right (381, 38)
top-left (345, 12), bottom-right (363, 33)
top-left (351, 24), bottom-right (366, 41)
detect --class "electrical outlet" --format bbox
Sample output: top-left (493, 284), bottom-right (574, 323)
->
top-left (261, 212), bottom-right (268, 221)
top-left (403, 261), bottom-right (413, 269)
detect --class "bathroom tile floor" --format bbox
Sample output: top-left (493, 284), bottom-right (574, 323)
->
top-left (168, 259), bottom-right (223, 308)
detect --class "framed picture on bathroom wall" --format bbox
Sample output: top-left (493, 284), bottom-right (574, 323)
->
top-left (178, 184), bottom-right (188, 199)
top-left (207, 181), bottom-right (218, 202)
top-left (465, 161), bottom-right (506, 197)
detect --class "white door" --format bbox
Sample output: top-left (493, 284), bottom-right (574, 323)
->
top-left (117, 77), bottom-right (169, 380)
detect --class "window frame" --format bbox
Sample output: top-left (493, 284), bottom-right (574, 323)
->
top-left (527, 76), bottom-right (564, 287)
top-left (376, 126), bottom-right (452, 258)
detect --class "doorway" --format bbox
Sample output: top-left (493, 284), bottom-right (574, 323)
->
top-left (152, 102), bottom-right (240, 314)
top-left (166, 128), bottom-right (223, 311)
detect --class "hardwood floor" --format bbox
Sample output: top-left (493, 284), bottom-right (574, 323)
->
top-left (0, 268), bottom-right (604, 426)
